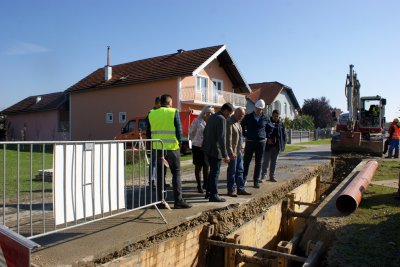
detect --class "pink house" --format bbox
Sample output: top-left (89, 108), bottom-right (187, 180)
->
top-left (67, 45), bottom-right (251, 140)
top-left (2, 92), bottom-right (69, 141)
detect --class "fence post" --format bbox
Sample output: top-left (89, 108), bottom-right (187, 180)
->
top-left (288, 130), bottom-right (292, 144)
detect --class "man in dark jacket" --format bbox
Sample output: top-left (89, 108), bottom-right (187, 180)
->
top-left (261, 109), bottom-right (286, 182)
top-left (202, 103), bottom-right (234, 202)
top-left (241, 99), bottom-right (269, 188)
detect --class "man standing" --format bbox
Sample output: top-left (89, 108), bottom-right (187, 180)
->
top-left (241, 99), bottom-right (269, 188)
top-left (147, 94), bottom-right (191, 209)
top-left (202, 103), bottom-right (234, 202)
top-left (261, 109), bottom-right (286, 182)
top-left (226, 107), bottom-right (251, 197)
top-left (149, 96), bottom-right (161, 189)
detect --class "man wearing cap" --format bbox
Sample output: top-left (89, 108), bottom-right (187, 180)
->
top-left (241, 99), bottom-right (269, 188)
top-left (147, 94), bottom-right (192, 209)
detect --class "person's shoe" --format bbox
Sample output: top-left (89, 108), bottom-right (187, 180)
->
top-left (253, 183), bottom-right (260, 189)
top-left (385, 156), bottom-right (392, 159)
top-left (261, 174), bottom-right (268, 180)
top-left (197, 186), bottom-right (204, 193)
top-left (209, 195), bottom-right (226, 202)
top-left (237, 189), bottom-right (252, 195)
top-left (227, 190), bottom-right (237, 197)
top-left (174, 200), bottom-right (192, 209)
top-left (205, 192), bottom-right (210, 199)
top-left (270, 177), bottom-right (278, 182)
top-left (258, 179), bottom-right (263, 183)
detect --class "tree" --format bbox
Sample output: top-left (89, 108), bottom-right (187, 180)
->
top-left (302, 97), bottom-right (334, 128)
top-left (283, 115), bottom-right (315, 130)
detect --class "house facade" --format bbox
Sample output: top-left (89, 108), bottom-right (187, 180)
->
top-left (246, 82), bottom-right (300, 120)
top-left (67, 45), bottom-right (250, 140)
top-left (2, 92), bottom-right (69, 141)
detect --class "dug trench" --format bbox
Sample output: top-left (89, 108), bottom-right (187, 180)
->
top-left (94, 158), bottom-right (361, 266)
top-left (31, 147), bottom-right (362, 266)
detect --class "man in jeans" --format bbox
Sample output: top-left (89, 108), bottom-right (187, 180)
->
top-left (241, 99), bottom-right (269, 188)
top-left (261, 109), bottom-right (286, 182)
top-left (226, 107), bottom-right (251, 197)
top-left (202, 103), bottom-right (234, 202)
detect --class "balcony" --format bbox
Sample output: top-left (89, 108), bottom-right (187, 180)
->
top-left (180, 86), bottom-right (246, 107)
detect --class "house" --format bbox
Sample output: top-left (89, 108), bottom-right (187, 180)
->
top-left (66, 45), bottom-right (251, 140)
top-left (246, 82), bottom-right (300, 120)
top-left (2, 92), bottom-right (69, 141)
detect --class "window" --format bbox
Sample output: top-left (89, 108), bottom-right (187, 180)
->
top-left (197, 76), bottom-right (208, 102)
top-left (284, 103), bottom-right (287, 116)
top-left (106, 113), bottom-right (113, 123)
top-left (138, 119), bottom-right (147, 131)
top-left (274, 101), bottom-right (281, 114)
top-left (119, 112), bottom-right (126, 123)
top-left (212, 80), bottom-right (223, 103)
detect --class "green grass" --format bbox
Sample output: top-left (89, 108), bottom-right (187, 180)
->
top-left (373, 160), bottom-right (400, 181)
top-left (0, 146), bottom-right (53, 200)
top-left (326, 159), bottom-right (400, 267)
top-left (295, 138), bottom-right (331, 145)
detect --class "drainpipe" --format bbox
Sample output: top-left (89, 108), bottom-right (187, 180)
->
top-left (336, 160), bottom-right (378, 213)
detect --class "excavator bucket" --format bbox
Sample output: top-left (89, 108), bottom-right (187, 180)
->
top-left (331, 131), bottom-right (383, 157)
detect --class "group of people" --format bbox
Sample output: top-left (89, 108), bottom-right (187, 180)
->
top-left (190, 99), bottom-right (286, 202)
top-left (145, 94), bottom-right (286, 208)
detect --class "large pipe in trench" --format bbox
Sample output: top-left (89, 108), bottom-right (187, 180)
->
top-left (336, 160), bottom-right (378, 213)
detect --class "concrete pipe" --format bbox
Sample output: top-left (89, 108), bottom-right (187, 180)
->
top-left (336, 160), bottom-right (378, 213)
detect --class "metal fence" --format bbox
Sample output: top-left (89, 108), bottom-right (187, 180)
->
top-left (0, 139), bottom-right (166, 239)
top-left (286, 129), bottom-right (333, 144)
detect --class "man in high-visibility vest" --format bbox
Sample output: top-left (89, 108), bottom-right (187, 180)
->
top-left (147, 94), bottom-right (192, 209)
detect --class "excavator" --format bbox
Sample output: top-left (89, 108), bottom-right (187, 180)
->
top-left (331, 65), bottom-right (386, 156)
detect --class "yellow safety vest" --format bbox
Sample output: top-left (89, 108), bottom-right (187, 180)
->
top-left (148, 107), bottom-right (179, 150)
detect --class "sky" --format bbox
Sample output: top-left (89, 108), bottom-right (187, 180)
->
top-left (1, 0), bottom-right (399, 120)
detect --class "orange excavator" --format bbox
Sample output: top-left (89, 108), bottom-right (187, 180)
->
top-left (331, 65), bottom-right (386, 156)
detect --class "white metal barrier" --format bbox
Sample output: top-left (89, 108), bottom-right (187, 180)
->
top-left (0, 139), bottom-right (166, 239)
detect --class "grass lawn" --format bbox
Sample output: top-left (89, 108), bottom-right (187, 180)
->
top-left (285, 138), bottom-right (331, 152)
top-left (326, 159), bottom-right (400, 266)
top-left (0, 146), bottom-right (53, 200)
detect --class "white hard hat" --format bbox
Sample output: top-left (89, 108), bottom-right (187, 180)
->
top-left (255, 99), bottom-right (265, 109)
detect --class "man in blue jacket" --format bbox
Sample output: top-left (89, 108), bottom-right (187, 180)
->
top-left (241, 99), bottom-right (269, 188)
top-left (261, 109), bottom-right (286, 182)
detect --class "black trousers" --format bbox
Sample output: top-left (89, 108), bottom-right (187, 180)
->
top-left (154, 149), bottom-right (182, 203)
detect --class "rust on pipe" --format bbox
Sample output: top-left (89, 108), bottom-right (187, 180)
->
top-left (336, 160), bottom-right (378, 213)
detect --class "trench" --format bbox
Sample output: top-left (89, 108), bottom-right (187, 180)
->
top-left (88, 155), bottom-right (361, 267)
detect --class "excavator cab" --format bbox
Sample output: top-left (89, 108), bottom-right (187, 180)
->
top-left (331, 65), bottom-right (386, 156)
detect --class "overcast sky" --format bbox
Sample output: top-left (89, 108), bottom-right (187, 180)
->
top-left (1, 0), bottom-right (399, 120)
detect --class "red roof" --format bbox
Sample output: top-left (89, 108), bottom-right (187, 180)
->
top-left (248, 82), bottom-right (300, 110)
top-left (248, 82), bottom-right (284, 104)
top-left (67, 45), bottom-right (249, 93)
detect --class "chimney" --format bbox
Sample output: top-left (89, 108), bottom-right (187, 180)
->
top-left (105, 46), bottom-right (112, 81)
top-left (177, 49), bottom-right (184, 54)
top-left (36, 96), bottom-right (42, 104)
